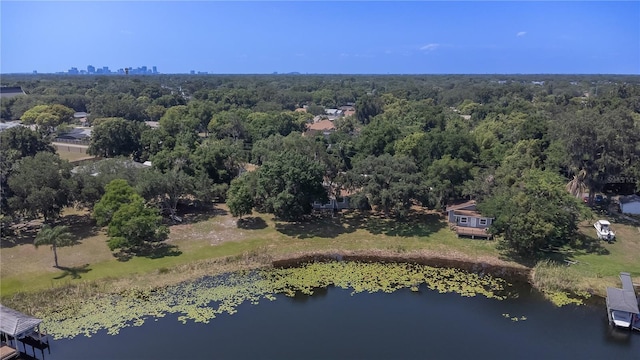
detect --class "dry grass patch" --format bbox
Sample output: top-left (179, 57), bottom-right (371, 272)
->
top-left (57, 152), bottom-right (95, 162)
top-left (1, 212), bottom-right (112, 278)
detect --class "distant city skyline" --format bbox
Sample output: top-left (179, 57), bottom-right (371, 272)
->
top-left (1, 1), bottom-right (639, 74)
top-left (58, 65), bottom-right (160, 75)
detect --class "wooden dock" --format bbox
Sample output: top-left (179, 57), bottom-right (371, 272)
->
top-left (0, 344), bottom-right (18, 360)
top-left (455, 226), bottom-right (492, 239)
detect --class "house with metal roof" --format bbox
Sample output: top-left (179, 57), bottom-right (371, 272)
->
top-left (0, 304), bottom-right (49, 359)
top-left (446, 200), bottom-right (493, 239)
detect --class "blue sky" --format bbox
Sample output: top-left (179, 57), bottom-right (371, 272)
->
top-left (1, 1), bottom-right (639, 74)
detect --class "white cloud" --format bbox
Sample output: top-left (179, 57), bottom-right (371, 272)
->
top-left (420, 43), bottom-right (440, 51)
top-left (517, 31), bottom-right (527, 37)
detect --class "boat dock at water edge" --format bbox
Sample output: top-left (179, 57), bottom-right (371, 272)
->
top-left (0, 305), bottom-right (50, 360)
top-left (605, 272), bottom-right (640, 332)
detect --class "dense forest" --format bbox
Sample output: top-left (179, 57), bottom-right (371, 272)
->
top-left (1, 74), bottom-right (639, 258)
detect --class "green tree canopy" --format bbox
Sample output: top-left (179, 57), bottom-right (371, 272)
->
top-left (72, 158), bottom-right (147, 208)
top-left (255, 152), bottom-right (327, 221)
top-left (478, 169), bottom-right (587, 258)
top-left (8, 152), bottom-right (74, 223)
top-left (0, 126), bottom-right (55, 159)
top-left (137, 168), bottom-right (195, 220)
top-left (106, 195), bottom-right (168, 252)
top-left (227, 174), bottom-right (255, 218)
top-left (0, 126), bottom-right (56, 217)
top-left (355, 95), bottom-right (383, 125)
top-left (551, 108), bottom-right (640, 202)
top-left (355, 118), bottom-right (400, 158)
top-left (88, 117), bottom-right (148, 159)
top-left (424, 155), bottom-right (473, 208)
top-left (93, 179), bottom-right (138, 227)
top-left (21, 104), bottom-right (74, 130)
top-left (159, 105), bottom-right (200, 138)
top-left (348, 154), bottom-right (426, 217)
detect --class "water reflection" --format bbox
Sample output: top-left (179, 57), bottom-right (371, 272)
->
top-left (45, 284), bottom-right (640, 360)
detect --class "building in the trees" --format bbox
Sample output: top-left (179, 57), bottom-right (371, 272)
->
top-left (305, 119), bottom-right (335, 138)
top-left (446, 200), bottom-right (493, 239)
top-left (0, 87), bottom-right (26, 99)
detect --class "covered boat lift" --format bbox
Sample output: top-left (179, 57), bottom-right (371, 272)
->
top-left (605, 272), bottom-right (640, 331)
top-left (0, 305), bottom-right (49, 359)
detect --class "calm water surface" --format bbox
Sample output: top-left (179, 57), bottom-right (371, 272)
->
top-left (44, 283), bottom-right (639, 360)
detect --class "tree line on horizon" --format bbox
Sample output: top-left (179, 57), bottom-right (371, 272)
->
top-left (1, 74), bottom-right (639, 260)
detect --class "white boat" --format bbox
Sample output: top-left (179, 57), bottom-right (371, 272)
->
top-left (594, 220), bottom-right (615, 241)
top-left (610, 309), bottom-right (633, 328)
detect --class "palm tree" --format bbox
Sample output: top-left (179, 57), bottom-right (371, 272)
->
top-left (34, 225), bottom-right (74, 268)
top-left (566, 169), bottom-right (588, 199)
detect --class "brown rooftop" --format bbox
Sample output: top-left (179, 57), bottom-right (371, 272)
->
top-left (307, 119), bottom-right (336, 131)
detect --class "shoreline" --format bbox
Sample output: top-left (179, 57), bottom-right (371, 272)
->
top-left (2, 248), bottom-right (537, 314)
top-left (271, 249), bottom-right (531, 280)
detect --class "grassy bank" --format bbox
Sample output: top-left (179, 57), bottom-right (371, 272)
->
top-left (532, 219), bottom-right (640, 296)
top-left (1, 206), bottom-right (639, 309)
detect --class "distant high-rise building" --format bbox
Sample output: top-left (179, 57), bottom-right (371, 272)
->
top-left (190, 70), bottom-right (195, 75)
top-left (152, 66), bottom-right (157, 74)
top-left (68, 67), bottom-right (79, 74)
top-left (102, 66), bottom-right (110, 74)
top-left (87, 65), bottom-right (95, 74)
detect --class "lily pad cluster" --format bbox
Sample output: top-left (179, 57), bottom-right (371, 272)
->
top-left (42, 262), bottom-right (512, 339)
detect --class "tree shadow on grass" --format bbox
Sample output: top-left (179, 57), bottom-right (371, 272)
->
top-left (237, 217), bottom-right (268, 230)
top-left (114, 243), bottom-right (183, 262)
top-left (61, 214), bottom-right (100, 241)
top-left (2, 213), bottom-right (99, 248)
top-left (53, 264), bottom-right (92, 280)
top-left (141, 243), bottom-right (182, 259)
top-left (1, 223), bottom-right (40, 248)
top-left (342, 211), bottom-right (446, 237)
top-left (496, 233), bottom-right (610, 267)
top-left (275, 214), bottom-right (356, 239)
top-left (173, 203), bottom-right (229, 225)
top-left (569, 233), bottom-right (610, 256)
top-left (275, 209), bottom-right (446, 239)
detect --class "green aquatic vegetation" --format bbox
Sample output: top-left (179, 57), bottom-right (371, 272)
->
top-left (41, 262), bottom-right (513, 339)
top-left (543, 290), bottom-right (588, 307)
top-left (502, 313), bottom-right (527, 322)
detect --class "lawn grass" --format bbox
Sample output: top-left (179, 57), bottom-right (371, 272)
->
top-left (532, 216), bottom-right (640, 296)
top-left (2, 205), bottom-right (638, 298)
top-left (1, 207), bottom-right (502, 296)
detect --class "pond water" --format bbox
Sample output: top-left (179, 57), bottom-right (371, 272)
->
top-left (43, 280), bottom-right (639, 360)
